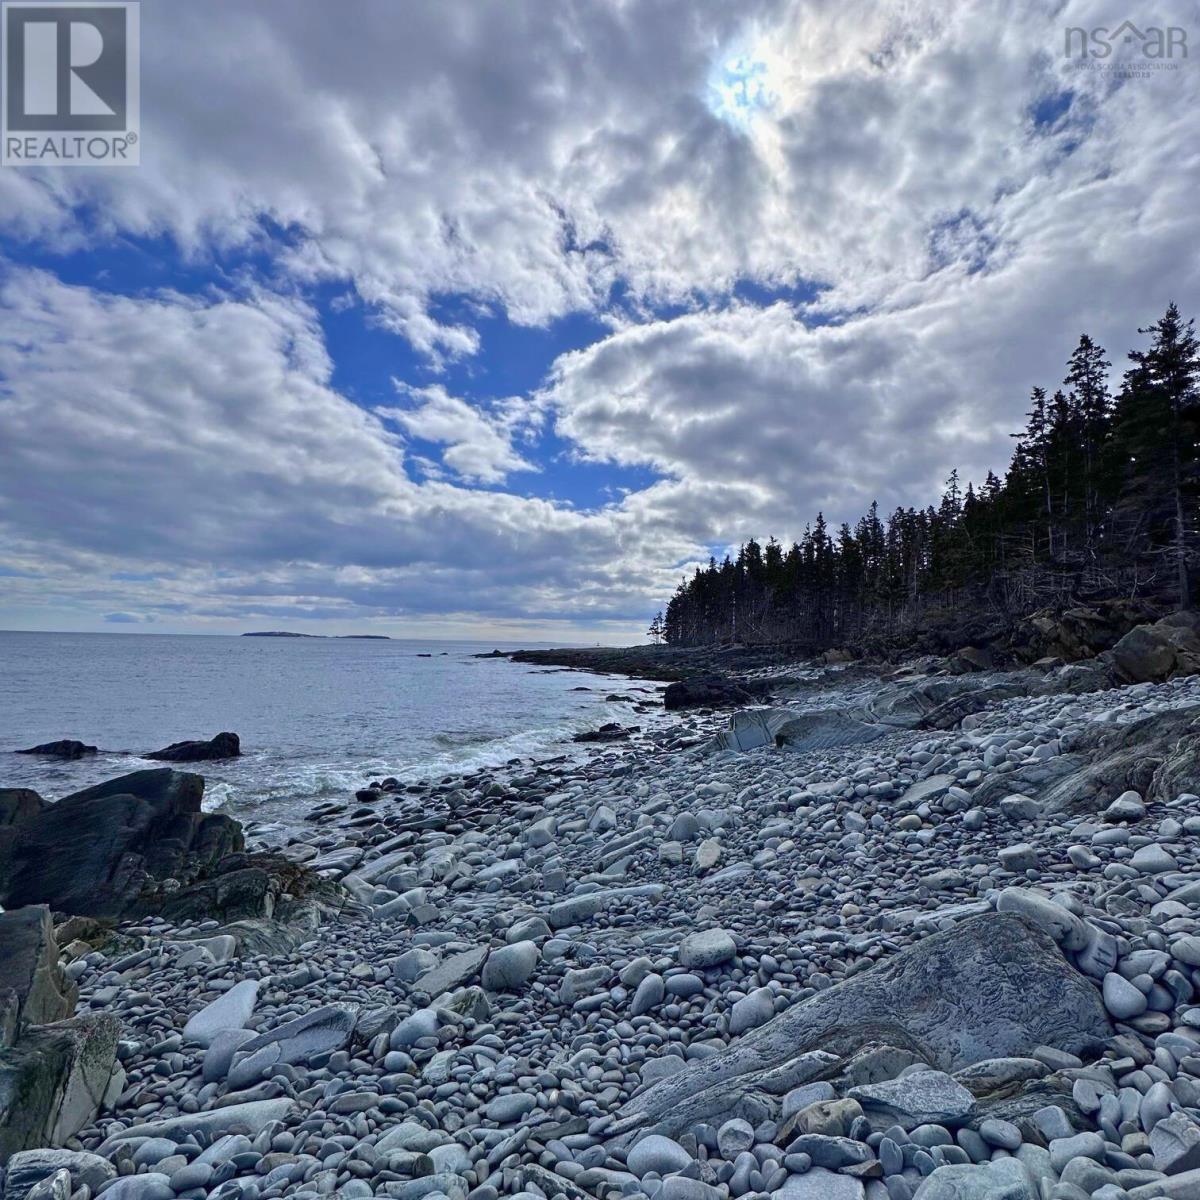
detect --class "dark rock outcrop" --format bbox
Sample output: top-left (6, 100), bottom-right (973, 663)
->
top-left (663, 677), bottom-right (755, 711)
top-left (1111, 612), bottom-right (1200, 683)
top-left (145, 731), bottom-right (240, 762)
top-left (143, 853), bottom-right (354, 955)
top-left (0, 790), bottom-right (46, 829)
top-left (14, 741), bottom-right (97, 759)
top-left (573, 723), bottom-right (632, 743)
top-left (0, 769), bottom-right (243, 919)
top-left (613, 913), bottom-right (1110, 1138)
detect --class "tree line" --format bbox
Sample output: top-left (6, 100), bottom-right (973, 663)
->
top-left (660, 304), bottom-right (1200, 649)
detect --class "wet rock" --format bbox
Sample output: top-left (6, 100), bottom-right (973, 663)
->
top-left (14, 741), bottom-right (96, 759)
top-left (0, 769), bottom-right (242, 920)
top-left (145, 731), bottom-right (241, 761)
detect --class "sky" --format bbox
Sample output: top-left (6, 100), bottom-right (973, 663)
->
top-left (1, 0), bottom-right (1199, 640)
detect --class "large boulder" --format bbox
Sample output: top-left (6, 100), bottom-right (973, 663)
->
top-left (663, 678), bottom-right (754, 711)
top-left (1111, 613), bottom-right (1200, 683)
top-left (3, 1148), bottom-right (117, 1198)
top-left (613, 913), bottom-right (1110, 1138)
top-left (14, 741), bottom-right (97, 759)
top-left (0, 769), bottom-right (243, 919)
top-left (0, 908), bottom-right (77, 1039)
top-left (708, 708), bottom-right (889, 754)
top-left (145, 731), bottom-right (240, 762)
top-left (0, 1014), bottom-right (119, 1162)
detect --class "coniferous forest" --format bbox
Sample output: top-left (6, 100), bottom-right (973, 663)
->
top-left (661, 304), bottom-right (1200, 650)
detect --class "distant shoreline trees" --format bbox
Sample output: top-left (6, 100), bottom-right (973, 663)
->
top-left (662, 305), bottom-right (1200, 649)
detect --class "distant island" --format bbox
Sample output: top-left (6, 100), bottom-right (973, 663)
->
top-left (241, 632), bottom-right (391, 639)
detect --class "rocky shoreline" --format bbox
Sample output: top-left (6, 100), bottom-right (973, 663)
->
top-left (5, 615), bottom-right (1200, 1200)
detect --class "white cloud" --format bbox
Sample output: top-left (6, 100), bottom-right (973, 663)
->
top-left (0, 269), bottom-right (696, 630)
top-left (1, 1), bottom-right (1199, 630)
top-left (380, 384), bottom-right (537, 484)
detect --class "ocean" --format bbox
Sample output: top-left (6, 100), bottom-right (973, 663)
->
top-left (0, 632), bottom-right (658, 839)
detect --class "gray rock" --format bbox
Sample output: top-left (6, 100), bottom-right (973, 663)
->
top-left (201, 1027), bottom-right (256, 1083)
top-left (618, 914), bottom-right (1111, 1137)
top-left (1105, 791), bottom-right (1145, 821)
top-left (485, 1093), bottom-right (536, 1123)
top-left (4, 1149), bottom-right (116, 1197)
top-left (626, 1133), bottom-right (693, 1177)
top-left (98, 1098), bottom-right (295, 1150)
top-left (631, 974), bottom-right (665, 1016)
top-left (678, 928), bottom-right (736, 969)
top-left (911, 1158), bottom-right (1036, 1198)
top-left (0, 906), bottom-right (77, 1034)
top-left (391, 948), bottom-right (438, 982)
top-left (0, 1013), bottom-right (119, 1157)
top-left (414, 945), bottom-right (488, 995)
top-left (998, 844), bottom-right (1040, 872)
top-left (1048, 1131), bottom-right (1104, 1174)
top-left (1151, 1112), bottom-right (1200, 1175)
top-left (182, 978), bottom-right (259, 1047)
top-left (1103, 972), bottom-right (1148, 1020)
top-left (237, 1002), bottom-right (357, 1064)
top-left (94, 1174), bottom-right (175, 1200)
top-left (729, 987), bottom-right (775, 1035)
top-left (848, 1070), bottom-right (976, 1129)
top-left (709, 708), bottom-right (888, 754)
top-left (481, 941), bottom-right (539, 991)
top-left (773, 1169), bottom-right (865, 1199)
top-left (1131, 844), bottom-right (1179, 874)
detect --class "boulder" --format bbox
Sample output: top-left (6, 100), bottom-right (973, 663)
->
top-left (912, 1157), bottom-right (1037, 1198)
top-left (663, 678), bottom-right (754, 711)
top-left (614, 913), bottom-right (1110, 1137)
top-left (573, 723), bottom-right (632, 743)
top-left (481, 942), bottom-right (539, 992)
top-left (1112, 614), bottom-right (1200, 684)
top-left (0, 1014), bottom-right (120, 1161)
top-left (235, 1004), bottom-right (357, 1066)
top-left (0, 770), bottom-right (243, 920)
top-left (1015, 705), bottom-right (1200, 816)
top-left (707, 709), bottom-right (888, 754)
top-left (413, 946), bottom-right (488, 997)
top-left (145, 731), bottom-right (240, 762)
top-left (679, 929), bottom-right (737, 969)
top-left (182, 980), bottom-right (259, 1047)
top-left (0, 908), bottom-right (77, 1037)
top-left (96, 1098), bottom-right (295, 1152)
top-left (3, 1149), bottom-right (116, 1197)
top-left (847, 1070), bottom-right (976, 1129)
top-left (14, 741), bottom-right (96, 759)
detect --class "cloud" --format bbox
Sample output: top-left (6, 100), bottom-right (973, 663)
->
top-left (380, 384), bottom-right (537, 484)
top-left (0, 269), bottom-right (696, 630)
top-left (1, 1), bottom-right (1199, 631)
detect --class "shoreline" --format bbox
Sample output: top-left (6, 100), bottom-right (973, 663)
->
top-left (6, 624), bottom-right (1200, 1198)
